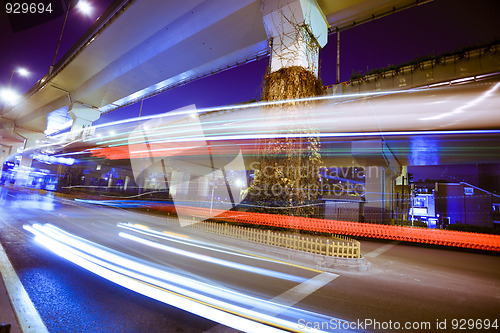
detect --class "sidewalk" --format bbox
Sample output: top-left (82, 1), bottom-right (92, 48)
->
top-left (0, 238), bottom-right (47, 333)
top-left (0, 271), bottom-right (21, 333)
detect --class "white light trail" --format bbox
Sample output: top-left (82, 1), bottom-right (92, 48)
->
top-left (118, 223), bottom-right (279, 263)
top-left (419, 82), bottom-right (500, 120)
top-left (49, 89), bottom-right (410, 141)
top-left (119, 231), bottom-right (304, 282)
top-left (23, 223), bottom-right (347, 333)
top-left (127, 129), bottom-right (500, 155)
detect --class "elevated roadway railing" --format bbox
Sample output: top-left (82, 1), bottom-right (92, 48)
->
top-left (328, 42), bottom-right (500, 95)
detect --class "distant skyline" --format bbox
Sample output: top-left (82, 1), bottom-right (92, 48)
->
top-left (1, 0), bottom-right (499, 126)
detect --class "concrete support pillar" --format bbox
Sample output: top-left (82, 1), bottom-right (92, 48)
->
top-left (124, 176), bottom-right (130, 191)
top-left (170, 171), bottom-right (190, 197)
top-left (13, 129), bottom-right (46, 187)
top-left (0, 145), bottom-right (12, 166)
top-left (363, 165), bottom-right (398, 224)
top-left (352, 139), bottom-right (401, 224)
top-left (0, 119), bottom-right (22, 165)
top-left (68, 103), bottom-right (100, 140)
top-left (198, 176), bottom-right (210, 197)
top-left (262, 0), bottom-right (328, 76)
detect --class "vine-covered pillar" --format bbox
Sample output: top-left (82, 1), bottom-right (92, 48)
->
top-left (250, 0), bottom-right (328, 217)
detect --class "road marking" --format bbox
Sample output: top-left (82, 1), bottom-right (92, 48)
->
top-left (204, 272), bottom-right (339, 332)
top-left (162, 230), bottom-right (189, 238)
top-left (268, 272), bottom-right (339, 312)
top-left (364, 241), bottom-right (400, 258)
top-left (0, 242), bottom-right (48, 333)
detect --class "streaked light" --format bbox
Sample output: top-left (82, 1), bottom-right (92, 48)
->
top-left (76, 90), bottom-right (410, 135)
top-left (419, 82), bottom-right (500, 121)
top-left (117, 223), bottom-right (294, 266)
top-left (23, 223), bottom-right (335, 333)
top-left (119, 232), bottom-right (304, 282)
top-left (126, 129), bottom-right (500, 151)
top-left (32, 153), bottom-right (76, 165)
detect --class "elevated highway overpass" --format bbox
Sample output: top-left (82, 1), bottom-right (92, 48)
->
top-left (0, 0), bottom-right (429, 153)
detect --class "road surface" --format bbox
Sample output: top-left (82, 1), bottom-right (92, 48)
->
top-left (0, 186), bottom-right (499, 332)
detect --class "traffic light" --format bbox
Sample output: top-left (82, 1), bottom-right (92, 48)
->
top-left (408, 172), bottom-right (414, 183)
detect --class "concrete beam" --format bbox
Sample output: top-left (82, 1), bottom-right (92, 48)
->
top-left (68, 103), bottom-right (101, 140)
top-left (69, 103), bottom-right (101, 129)
top-left (0, 117), bottom-right (15, 130)
top-left (14, 128), bottom-right (46, 150)
top-left (263, 0), bottom-right (328, 75)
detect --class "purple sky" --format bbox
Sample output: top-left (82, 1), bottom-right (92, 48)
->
top-left (1, 0), bottom-right (499, 126)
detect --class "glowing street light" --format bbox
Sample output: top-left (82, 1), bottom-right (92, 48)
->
top-left (16, 67), bottom-right (30, 78)
top-left (1, 67), bottom-right (30, 107)
top-left (77, 1), bottom-right (93, 16)
top-left (8, 67), bottom-right (30, 87)
top-left (0, 88), bottom-right (21, 106)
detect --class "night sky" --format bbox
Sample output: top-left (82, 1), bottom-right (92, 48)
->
top-left (1, 0), bottom-right (499, 126)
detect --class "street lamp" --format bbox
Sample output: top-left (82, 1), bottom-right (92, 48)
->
top-left (7, 67), bottom-right (30, 88)
top-left (11, 67), bottom-right (30, 82)
top-left (0, 88), bottom-right (21, 106)
top-left (49, 0), bottom-right (94, 74)
top-left (1, 67), bottom-right (30, 107)
top-left (77, 1), bottom-right (93, 16)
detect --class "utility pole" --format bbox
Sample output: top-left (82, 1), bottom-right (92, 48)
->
top-left (50, 0), bottom-right (72, 74)
top-left (336, 28), bottom-right (340, 84)
top-left (410, 183), bottom-right (415, 227)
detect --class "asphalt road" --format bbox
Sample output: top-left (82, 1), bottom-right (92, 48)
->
top-left (1, 186), bottom-right (499, 333)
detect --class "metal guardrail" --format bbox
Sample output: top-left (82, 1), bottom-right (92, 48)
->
top-left (191, 221), bottom-right (361, 258)
top-left (328, 42), bottom-right (500, 93)
top-left (351, 43), bottom-right (498, 84)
